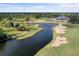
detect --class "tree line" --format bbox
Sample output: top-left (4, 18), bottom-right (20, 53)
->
top-left (0, 13), bottom-right (79, 24)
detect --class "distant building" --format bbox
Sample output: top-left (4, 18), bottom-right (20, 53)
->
top-left (57, 16), bottom-right (69, 23)
top-left (57, 16), bottom-right (69, 20)
top-left (50, 16), bottom-right (70, 23)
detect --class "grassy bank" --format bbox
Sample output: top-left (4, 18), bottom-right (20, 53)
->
top-left (0, 19), bottom-right (42, 40)
top-left (1, 27), bottom-right (42, 40)
top-left (36, 24), bottom-right (79, 56)
top-left (13, 28), bottom-right (42, 40)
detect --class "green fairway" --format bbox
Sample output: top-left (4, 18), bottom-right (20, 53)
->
top-left (36, 24), bottom-right (79, 56)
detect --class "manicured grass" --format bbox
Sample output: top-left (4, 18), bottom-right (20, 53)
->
top-left (36, 24), bottom-right (79, 56)
top-left (2, 27), bottom-right (42, 40)
top-left (14, 28), bottom-right (42, 40)
top-left (0, 20), bottom-right (42, 40)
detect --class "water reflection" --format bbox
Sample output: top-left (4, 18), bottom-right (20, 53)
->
top-left (0, 23), bottom-right (57, 56)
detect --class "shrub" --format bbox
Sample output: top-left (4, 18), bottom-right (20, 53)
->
top-left (69, 14), bottom-right (79, 24)
top-left (0, 29), bottom-right (12, 43)
top-left (17, 26), bottom-right (26, 31)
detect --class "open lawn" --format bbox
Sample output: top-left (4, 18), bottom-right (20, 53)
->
top-left (36, 24), bottom-right (79, 56)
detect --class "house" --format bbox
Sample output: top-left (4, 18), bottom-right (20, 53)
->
top-left (57, 16), bottom-right (69, 20)
top-left (50, 16), bottom-right (70, 23)
top-left (57, 16), bottom-right (70, 23)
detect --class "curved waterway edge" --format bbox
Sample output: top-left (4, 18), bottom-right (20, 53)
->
top-left (1, 23), bottom-right (57, 56)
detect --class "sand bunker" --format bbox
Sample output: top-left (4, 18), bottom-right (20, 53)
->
top-left (51, 24), bottom-right (68, 47)
top-left (51, 36), bottom-right (68, 47)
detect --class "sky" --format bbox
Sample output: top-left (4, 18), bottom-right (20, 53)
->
top-left (0, 3), bottom-right (79, 12)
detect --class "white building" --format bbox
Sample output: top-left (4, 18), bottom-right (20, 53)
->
top-left (50, 16), bottom-right (70, 23)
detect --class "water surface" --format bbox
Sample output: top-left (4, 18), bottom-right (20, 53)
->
top-left (0, 23), bottom-right (57, 56)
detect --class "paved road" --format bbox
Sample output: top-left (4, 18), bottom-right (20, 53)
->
top-left (0, 23), bottom-right (57, 56)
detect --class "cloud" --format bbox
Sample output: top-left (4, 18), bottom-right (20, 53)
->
top-left (0, 3), bottom-right (79, 12)
top-left (55, 3), bottom-right (79, 12)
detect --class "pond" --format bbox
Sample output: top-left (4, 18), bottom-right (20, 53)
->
top-left (0, 23), bottom-right (57, 56)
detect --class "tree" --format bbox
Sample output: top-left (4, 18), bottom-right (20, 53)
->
top-left (0, 28), bottom-right (12, 43)
top-left (69, 13), bottom-right (79, 24)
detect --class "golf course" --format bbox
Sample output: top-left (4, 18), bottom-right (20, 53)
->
top-left (0, 13), bottom-right (79, 56)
